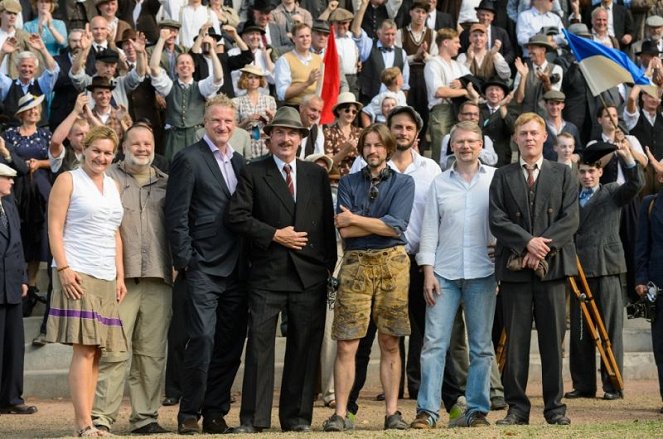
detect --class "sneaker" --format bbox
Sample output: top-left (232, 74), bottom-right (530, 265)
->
top-left (323, 414), bottom-right (354, 432)
top-left (410, 411), bottom-right (435, 429)
top-left (384, 411), bottom-right (408, 430)
top-left (449, 411), bottom-right (490, 428)
top-left (447, 397), bottom-right (467, 426)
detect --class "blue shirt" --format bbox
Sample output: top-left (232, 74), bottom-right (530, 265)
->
top-left (337, 167), bottom-right (415, 250)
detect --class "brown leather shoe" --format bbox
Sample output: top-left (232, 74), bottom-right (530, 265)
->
top-left (178, 418), bottom-right (200, 435)
top-left (0, 404), bottom-right (37, 414)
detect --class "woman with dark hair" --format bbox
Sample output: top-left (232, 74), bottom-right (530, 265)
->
top-left (46, 125), bottom-right (127, 437)
top-left (323, 92), bottom-right (363, 176)
top-left (232, 65), bottom-right (276, 159)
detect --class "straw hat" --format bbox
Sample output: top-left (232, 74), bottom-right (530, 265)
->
top-left (332, 92), bottom-right (363, 116)
top-left (15, 93), bottom-right (44, 116)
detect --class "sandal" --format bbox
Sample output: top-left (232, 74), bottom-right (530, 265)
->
top-left (324, 399), bottom-right (336, 409)
top-left (76, 426), bottom-right (100, 437)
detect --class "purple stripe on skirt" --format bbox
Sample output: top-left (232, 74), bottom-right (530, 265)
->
top-left (48, 307), bottom-right (123, 327)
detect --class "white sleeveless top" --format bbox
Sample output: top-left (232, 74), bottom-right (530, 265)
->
top-left (55, 168), bottom-right (124, 280)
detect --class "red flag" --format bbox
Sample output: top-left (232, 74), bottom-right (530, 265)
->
top-left (320, 24), bottom-right (340, 125)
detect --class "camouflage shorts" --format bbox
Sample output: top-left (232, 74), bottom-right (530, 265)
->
top-left (332, 245), bottom-right (411, 340)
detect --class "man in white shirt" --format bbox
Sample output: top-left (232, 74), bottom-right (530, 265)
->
top-left (516, 0), bottom-right (565, 57)
top-left (410, 120), bottom-right (496, 429)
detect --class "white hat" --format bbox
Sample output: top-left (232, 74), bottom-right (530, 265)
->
top-left (0, 163), bottom-right (17, 177)
top-left (305, 153), bottom-right (333, 173)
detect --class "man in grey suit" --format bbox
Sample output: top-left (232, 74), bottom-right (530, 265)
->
top-left (165, 95), bottom-right (247, 435)
top-left (489, 112), bottom-right (579, 426)
top-left (566, 141), bottom-right (643, 401)
top-left (250, 0), bottom-right (294, 58)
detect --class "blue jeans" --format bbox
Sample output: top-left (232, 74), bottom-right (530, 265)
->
top-left (416, 274), bottom-right (497, 420)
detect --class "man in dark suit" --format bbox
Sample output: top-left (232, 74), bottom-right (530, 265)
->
top-left (566, 141), bottom-right (643, 401)
top-left (582, 0), bottom-right (634, 49)
top-left (480, 78), bottom-right (516, 167)
top-left (227, 107), bottom-right (337, 433)
top-left (460, 0), bottom-right (515, 64)
top-left (0, 163), bottom-right (35, 415)
top-left (165, 94), bottom-right (248, 435)
top-left (489, 112), bottom-right (579, 426)
top-left (250, 0), bottom-right (294, 58)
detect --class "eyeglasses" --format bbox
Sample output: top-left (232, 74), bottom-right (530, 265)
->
top-left (369, 180), bottom-right (379, 201)
top-left (343, 108), bottom-right (357, 115)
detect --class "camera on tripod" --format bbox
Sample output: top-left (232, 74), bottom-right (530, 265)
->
top-left (626, 282), bottom-right (660, 322)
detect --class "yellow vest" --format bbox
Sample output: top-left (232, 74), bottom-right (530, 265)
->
top-left (282, 51), bottom-right (322, 105)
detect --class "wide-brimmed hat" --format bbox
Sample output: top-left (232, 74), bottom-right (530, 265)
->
top-left (568, 23), bottom-right (591, 38)
top-left (117, 28), bottom-right (137, 47)
top-left (0, 0), bottom-right (22, 13)
top-left (16, 93), bottom-right (44, 116)
top-left (312, 20), bottom-right (330, 34)
top-left (86, 75), bottom-right (116, 91)
top-left (158, 19), bottom-right (181, 30)
top-left (332, 92), bottom-right (363, 116)
top-left (305, 153), bottom-right (333, 173)
top-left (0, 163), bottom-right (17, 178)
top-left (239, 20), bottom-right (265, 35)
top-left (263, 107), bottom-right (309, 137)
top-left (637, 40), bottom-right (661, 56)
top-left (240, 64), bottom-right (265, 76)
top-left (252, 0), bottom-right (274, 13)
top-left (482, 77), bottom-right (511, 96)
top-left (526, 34), bottom-right (555, 51)
top-left (580, 141), bottom-right (617, 165)
top-left (329, 8), bottom-right (353, 22)
top-left (475, 0), bottom-right (497, 13)
top-left (95, 48), bottom-right (120, 63)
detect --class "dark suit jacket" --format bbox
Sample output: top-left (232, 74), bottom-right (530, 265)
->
top-left (118, 0), bottom-right (161, 44)
top-left (165, 140), bottom-right (246, 277)
top-left (0, 198), bottom-right (27, 305)
top-left (584, 3), bottom-right (633, 42)
top-left (576, 164), bottom-right (643, 277)
top-left (226, 157), bottom-right (336, 291)
top-left (636, 188), bottom-right (663, 287)
top-left (64, 0), bottom-right (97, 28)
top-left (489, 158), bottom-right (579, 282)
top-left (480, 103), bottom-right (516, 167)
top-left (460, 24), bottom-right (515, 64)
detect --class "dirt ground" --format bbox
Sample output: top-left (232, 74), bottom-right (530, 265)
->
top-left (2, 381), bottom-right (663, 438)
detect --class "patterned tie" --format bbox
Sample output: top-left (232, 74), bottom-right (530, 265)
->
top-left (0, 204), bottom-right (8, 235)
top-left (523, 164), bottom-right (537, 188)
top-left (579, 188), bottom-right (593, 207)
top-left (283, 164), bottom-right (294, 198)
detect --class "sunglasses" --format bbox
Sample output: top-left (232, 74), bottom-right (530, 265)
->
top-left (369, 181), bottom-right (379, 201)
top-left (343, 108), bottom-right (357, 115)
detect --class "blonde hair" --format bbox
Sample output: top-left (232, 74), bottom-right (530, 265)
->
top-left (514, 112), bottom-right (546, 132)
top-left (83, 126), bottom-right (119, 153)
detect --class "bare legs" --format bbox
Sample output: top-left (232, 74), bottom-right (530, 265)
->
top-left (70, 344), bottom-right (101, 431)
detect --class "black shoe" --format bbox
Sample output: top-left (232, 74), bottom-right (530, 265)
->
top-left (283, 425), bottom-right (310, 432)
top-left (491, 396), bottom-right (507, 410)
top-left (603, 391), bottom-right (624, 400)
top-left (564, 389), bottom-right (595, 399)
top-left (375, 393), bottom-right (385, 401)
top-left (231, 424), bottom-right (263, 434)
top-left (203, 416), bottom-right (232, 434)
top-left (162, 397), bottom-right (179, 406)
top-left (178, 418), bottom-right (200, 435)
top-left (496, 413), bottom-right (528, 426)
top-left (0, 404), bottom-right (38, 414)
top-left (131, 422), bottom-right (170, 434)
top-left (547, 414), bottom-right (571, 425)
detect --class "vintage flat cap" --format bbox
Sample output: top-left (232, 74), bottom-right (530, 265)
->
top-left (580, 141), bottom-right (617, 165)
top-left (117, 28), bottom-right (137, 46)
top-left (264, 107), bottom-right (309, 137)
top-left (0, 0), bottom-right (22, 13)
top-left (0, 163), bottom-right (17, 178)
top-left (646, 15), bottom-right (663, 27)
top-left (16, 93), bottom-right (44, 116)
top-left (329, 8), bottom-right (353, 22)
top-left (475, 0), bottom-right (497, 13)
top-left (482, 77), bottom-right (511, 96)
top-left (86, 75), bottom-right (116, 91)
top-left (543, 90), bottom-right (566, 101)
top-left (158, 19), bottom-right (181, 30)
top-left (387, 106), bottom-right (424, 131)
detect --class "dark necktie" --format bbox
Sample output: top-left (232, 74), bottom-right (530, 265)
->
top-left (523, 164), bottom-right (537, 188)
top-left (380, 46), bottom-right (393, 53)
top-left (305, 124), bottom-right (318, 156)
top-left (0, 205), bottom-right (8, 235)
top-left (283, 164), bottom-right (294, 198)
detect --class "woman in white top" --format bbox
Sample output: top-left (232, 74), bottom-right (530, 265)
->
top-left (46, 126), bottom-right (126, 437)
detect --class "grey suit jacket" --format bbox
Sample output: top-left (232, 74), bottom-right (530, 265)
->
top-left (489, 158), bottom-right (579, 282)
top-left (268, 22), bottom-right (294, 58)
top-left (576, 163), bottom-right (643, 278)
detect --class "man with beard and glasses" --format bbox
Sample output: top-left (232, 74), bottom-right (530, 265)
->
top-left (324, 123), bottom-right (415, 432)
top-left (92, 123), bottom-right (172, 435)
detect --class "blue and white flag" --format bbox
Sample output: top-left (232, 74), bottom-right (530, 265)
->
top-left (563, 29), bottom-right (657, 97)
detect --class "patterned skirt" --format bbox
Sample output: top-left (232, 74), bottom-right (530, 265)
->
top-left (45, 270), bottom-right (128, 352)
